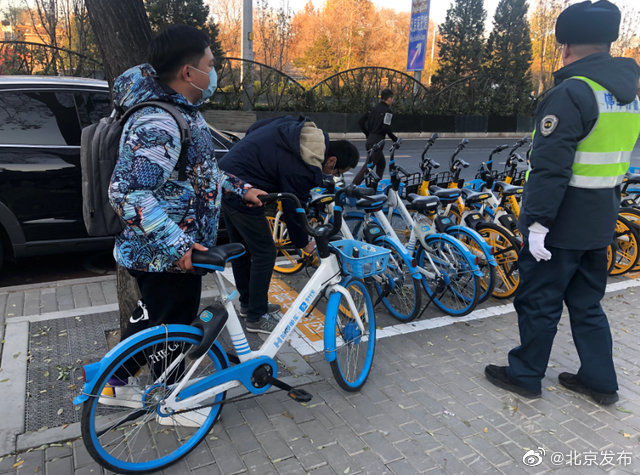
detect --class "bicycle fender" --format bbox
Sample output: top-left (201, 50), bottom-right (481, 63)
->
top-left (323, 289), bottom-right (342, 363)
top-left (448, 225), bottom-right (498, 267)
top-left (73, 324), bottom-right (230, 405)
top-left (425, 234), bottom-right (484, 278)
top-left (374, 235), bottom-right (422, 279)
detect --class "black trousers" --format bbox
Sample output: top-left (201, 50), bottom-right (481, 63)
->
top-left (352, 136), bottom-right (385, 185)
top-left (114, 270), bottom-right (202, 381)
top-left (506, 245), bottom-right (618, 394)
top-left (222, 202), bottom-right (277, 322)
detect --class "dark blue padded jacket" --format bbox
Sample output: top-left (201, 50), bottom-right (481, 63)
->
top-left (219, 115), bottom-right (327, 248)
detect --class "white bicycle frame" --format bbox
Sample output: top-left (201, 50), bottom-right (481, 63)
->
top-left (341, 194), bottom-right (441, 281)
top-left (163, 250), bottom-right (365, 412)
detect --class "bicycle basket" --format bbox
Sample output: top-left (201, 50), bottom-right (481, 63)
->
top-left (433, 171), bottom-right (454, 188)
top-left (400, 172), bottom-right (422, 198)
top-left (329, 239), bottom-right (391, 278)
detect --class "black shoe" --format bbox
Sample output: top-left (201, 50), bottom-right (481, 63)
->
top-left (238, 303), bottom-right (281, 318)
top-left (558, 372), bottom-right (619, 406)
top-left (245, 314), bottom-right (279, 335)
top-left (484, 365), bottom-right (541, 399)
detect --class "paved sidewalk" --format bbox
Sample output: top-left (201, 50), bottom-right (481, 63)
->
top-left (1, 275), bottom-right (639, 473)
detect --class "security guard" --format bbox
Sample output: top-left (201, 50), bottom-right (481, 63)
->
top-left (485, 0), bottom-right (640, 405)
top-left (353, 88), bottom-right (398, 185)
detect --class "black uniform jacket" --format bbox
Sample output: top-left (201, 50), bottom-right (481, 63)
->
top-left (520, 52), bottom-right (640, 250)
top-left (358, 102), bottom-right (398, 142)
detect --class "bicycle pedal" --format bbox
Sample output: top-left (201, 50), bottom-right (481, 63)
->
top-left (287, 388), bottom-right (312, 403)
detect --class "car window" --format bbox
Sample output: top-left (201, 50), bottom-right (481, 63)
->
top-left (0, 90), bottom-right (81, 146)
top-left (75, 91), bottom-right (112, 127)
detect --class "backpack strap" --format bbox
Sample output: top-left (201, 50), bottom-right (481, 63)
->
top-left (120, 100), bottom-right (192, 181)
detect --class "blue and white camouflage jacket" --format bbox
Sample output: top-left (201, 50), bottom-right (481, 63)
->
top-left (108, 64), bottom-right (247, 272)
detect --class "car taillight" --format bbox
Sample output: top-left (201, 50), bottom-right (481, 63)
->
top-left (490, 247), bottom-right (495, 255)
top-left (411, 258), bottom-right (417, 268)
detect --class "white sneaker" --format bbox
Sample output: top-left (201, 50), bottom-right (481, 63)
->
top-left (156, 408), bottom-right (211, 428)
top-left (98, 383), bottom-right (144, 409)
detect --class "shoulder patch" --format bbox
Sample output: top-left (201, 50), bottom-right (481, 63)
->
top-left (540, 115), bottom-right (559, 136)
top-left (383, 112), bottom-right (393, 126)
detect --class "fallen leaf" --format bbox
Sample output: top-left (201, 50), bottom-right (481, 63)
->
top-left (616, 407), bottom-right (632, 414)
top-left (483, 427), bottom-right (488, 433)
top-left (344, 468), bottom-right (351, 474)
top-left (623, 433), bottom-right (630, 438)
top-left (62, 424), bottom-right (69, 430)
top-left (0, 378), bottom-right (9, 383)
top-left (12, 460), bottom-right (24, 468)
top-left (57, 408), bottom-right (63, 416)
top-left (12, 352), bottom-right (20, 359)
top-left (44, 371), bottom-right (50, 378)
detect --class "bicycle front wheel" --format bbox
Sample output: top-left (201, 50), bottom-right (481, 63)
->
top-left (327, 278), bottom-right (376, 391)
top-left (447, 227), bottom-right (496, 303)
top-left (81, 329), bottom-right (228, 473)
top-left (418, 235), bottom-right (480, 316)
top-left (373, 239), bottom-right (422, 322)
top-left (609, 215), bottom-right (640, 276)
top-left (267, 216), bottom-right (306, 274)
top-left (476, 223), bottom-right (521, 299)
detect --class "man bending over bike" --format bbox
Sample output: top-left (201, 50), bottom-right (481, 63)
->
top-left (219, 116), bottom-right (359, 334)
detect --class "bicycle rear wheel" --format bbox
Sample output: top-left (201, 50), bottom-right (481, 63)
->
top-left (81, 330), bottom-right (228, 473)
top-left (418, 235), bottom-right (480, 316)
top-left (476, 223), bottom-right (520, 299)
top-left (327, 278), bottom-right (376, 391)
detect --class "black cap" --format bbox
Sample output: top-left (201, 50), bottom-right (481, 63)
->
top-left (556, 0), bottom-right (621, 45)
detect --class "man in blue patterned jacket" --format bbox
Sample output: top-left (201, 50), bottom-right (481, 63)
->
top-left (105, 26), bottom-right (263, 421)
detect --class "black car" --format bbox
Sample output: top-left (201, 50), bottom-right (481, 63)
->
top-left (0, 76), bottom-right (237, 272)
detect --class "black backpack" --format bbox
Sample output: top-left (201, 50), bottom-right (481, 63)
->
top-left (80, 101), bottom-right (191, 236)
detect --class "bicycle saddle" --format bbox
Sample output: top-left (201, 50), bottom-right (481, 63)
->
top-left (355, 194), bottom-right (388, 210)
top-left (461, 188), bottom-right (492, 204)
top-left (625, 173), bottom-right (640, 184)
top-left (493, 181), bottom-right (523, 195)
top-left (192, 243), bottom-right (246, 270)
top-left (428, 185), bottom-right (461, 201)
top-left (406, 193), bottom-right (440, 212)
top-left (309, 193), bottom-right (334, 208)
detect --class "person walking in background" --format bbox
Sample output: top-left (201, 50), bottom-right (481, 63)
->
top-left (352, 88), bottom-right (398, 185)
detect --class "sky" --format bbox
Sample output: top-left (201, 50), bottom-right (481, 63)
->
top-left (282, 0), bottom-right (640, 23)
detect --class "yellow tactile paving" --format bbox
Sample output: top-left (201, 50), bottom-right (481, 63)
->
top-left (268, 277), bottom-right (325, 342)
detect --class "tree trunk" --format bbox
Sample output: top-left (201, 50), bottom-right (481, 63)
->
top-left (85, 0), bottom-right (153, 87)
top-left (85, 0), bottom-right (153, 333)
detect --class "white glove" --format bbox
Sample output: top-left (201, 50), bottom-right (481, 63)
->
top-left (528, 223), bottom-right (552, 262)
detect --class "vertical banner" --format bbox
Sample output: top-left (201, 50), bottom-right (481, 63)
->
top-left (406, 0), bottom-right (430, 72)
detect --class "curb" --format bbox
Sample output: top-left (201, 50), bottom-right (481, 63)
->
top-left (0, 275), bottom-right (116, 295)
top-left (327, 132), bottom-right (530, 140)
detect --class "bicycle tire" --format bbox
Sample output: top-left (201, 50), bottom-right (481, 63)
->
top-left (81, 330), bottom-right (228, 473)
top-left (446, 227), bottom-right (496, 303)
top-left (609, 214), bottom-right (640, 276)
top-left (267, 215), bottom-right (306, 275)
top-left (373, 239), bottom-right (422, 322)
top-left (475, 222), bottom-right (521, 299)
top-left (417, 235), bottom-right (480, 316)
top-left (618, 207), bottom-right (640, 272)
top-left (327, 278), bottom-right (376, 391)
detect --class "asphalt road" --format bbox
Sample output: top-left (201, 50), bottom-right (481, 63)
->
top-left (342, 137), bottom-right (640, 183)
top-left (2, 137), bottom-right (640, 286)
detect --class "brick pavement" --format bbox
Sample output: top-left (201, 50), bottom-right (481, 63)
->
top-left (0, 281), bottom-right (638, 473)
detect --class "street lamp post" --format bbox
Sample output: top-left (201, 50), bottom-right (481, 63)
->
top-left (241, 0), bottom-right (253, 111)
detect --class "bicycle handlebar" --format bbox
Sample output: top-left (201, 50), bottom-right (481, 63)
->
top-left (368, 139), bottom-right (386, 156)
top-left (258, 187), bottom-right (374, 240)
